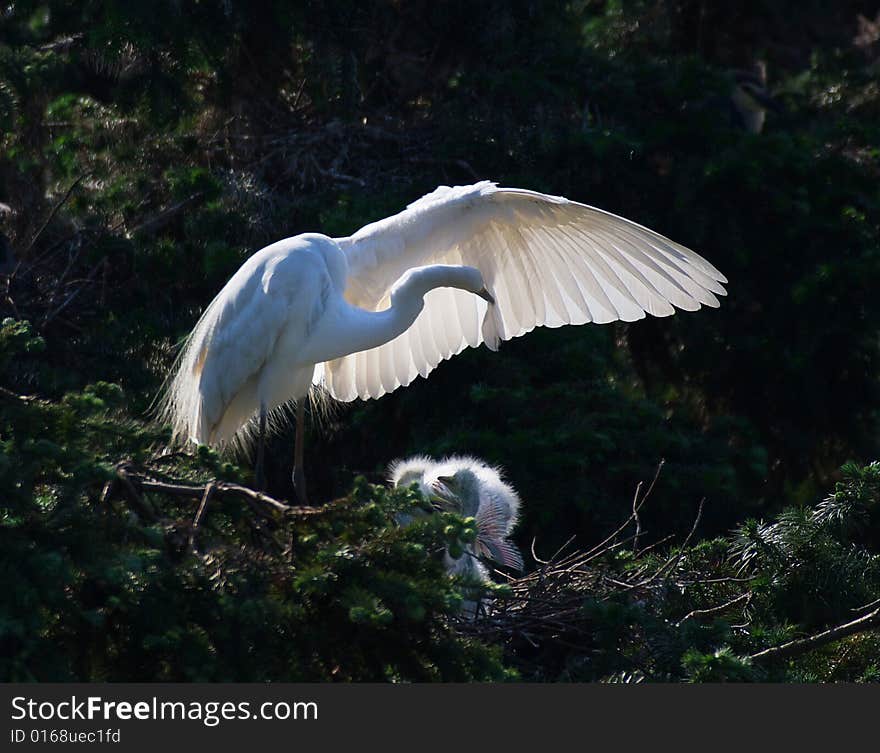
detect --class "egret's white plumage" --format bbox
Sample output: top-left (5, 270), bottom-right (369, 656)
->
top-left (163, 233), bottom-right (339, 446)
top-left (160, 182), bottom-right (727, 494)
top-left (324, 181), bottom-right (727, 401)
top-left (389, 454), bottom-right (524, 572)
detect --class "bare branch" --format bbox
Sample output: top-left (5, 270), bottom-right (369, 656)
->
top-left (25, 173), bottom-right (89, 257)
top-left (635, 497), bottom-right (705, 589)
top-left (676, 592), bottom-right (752, 627)
top-left (115, 464), bottom-right (159, 523)
top-left (189, 481), bottom-right (216, 551)
top-left (41, 256), bottom-right (105, 329)
top-left (116, 464), bottom-right (330, 519)
top-left (127, 193), bottom-right (204, 238)
top-left (750, 606), bottom-right (880, 664)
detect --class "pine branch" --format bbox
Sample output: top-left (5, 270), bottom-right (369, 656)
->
top-left (749, 606), bottom-right (880, 664)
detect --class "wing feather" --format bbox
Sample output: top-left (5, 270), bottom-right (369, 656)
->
top-left (319, 182), bottom-right (726, 401)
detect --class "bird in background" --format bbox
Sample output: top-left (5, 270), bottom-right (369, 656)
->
top-left (160, 181), bottom-right (728, 504)
top-left (390, 455), bottom-right (524, 617)
top-left (728, 61), bottom-right (780, 134)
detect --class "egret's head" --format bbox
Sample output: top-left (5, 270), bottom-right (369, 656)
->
top-left (388, 456), bottom-right (433, 496)
top-left (395, 468), bottom-right (424, 490)
top-left (440, 265), bottom-right (495, 304)
top-left (459, 266), bottom-right (495, 304)
top-left (397, 265), bottom-right (494, 304)
top-left (389, 456), bottom-right (427, 483)
top-left (430, 468), bottom-right (482, 518)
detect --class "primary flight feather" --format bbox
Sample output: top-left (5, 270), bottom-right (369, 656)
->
top-left (161, 181), bottom-right (727, 502)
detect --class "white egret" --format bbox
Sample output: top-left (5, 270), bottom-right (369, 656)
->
top-left (161, 181), bottom-right (727, 503)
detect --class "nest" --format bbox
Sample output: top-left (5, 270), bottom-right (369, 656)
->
top-left (454, 464), bottom-right (747, 669)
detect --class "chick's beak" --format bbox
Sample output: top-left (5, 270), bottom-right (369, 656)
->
top-left (477, 287), bottom-right (495, 304)
top-left (429, 479), bottom-right (447, 502)
top-left (429, 477), bottom-right (456, 510)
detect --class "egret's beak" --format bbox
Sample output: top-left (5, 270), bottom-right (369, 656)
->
top-left (476, 287), bottom-right (495, 305)
top-left (430, 476), bottom-right (458, 511)
top-left (429, 480), bottom-right (449, 503)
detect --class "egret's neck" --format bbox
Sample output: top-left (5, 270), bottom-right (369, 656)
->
top-left (314, 265), bottom-right (484, 362)
top-left (361, 265), bottom-right (479, 348)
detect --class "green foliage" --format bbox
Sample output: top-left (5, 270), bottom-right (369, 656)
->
top-left (1, 436), bottom-right (506, 681)
top-left (499, 461), bottom-right (880, 682)
top-left (730, 463), bottom-right (880, 629)
top-left (682, 647), bottom-right (756, 683)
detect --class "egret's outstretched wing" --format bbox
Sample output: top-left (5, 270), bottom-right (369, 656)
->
top-left (320, 181), bottom-right (727, 401)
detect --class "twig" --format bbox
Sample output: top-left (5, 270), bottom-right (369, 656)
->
top-left (189, 481), bottom-right (215, 551)
top-left (530, 537), bottom-right (549, 566)
top-left (635, 497), bottom-right (705, 589)
top-left (0, 386), bottom-right (39, 403)
top-left (634, 461), bottom-right (665, 555)
top-left (851, 596), bottom-right (880, 613)
top-left (41, 255), bottom-right (105, 328)
top-left (115, 465), bottom-right (159, 523)
top-left (548, 534), bottom-right (577, 563)
top-left (291, 77), bottom-right (308, 111)
top-left (580, 461), bottom-right (665, 563)
top-left (676, 592), bottom-right (752, 627)
top-left (127, 193), bottom-right (204, 238)
top-left (681, 575), bottom-right (756, 585)
top-left (626, 533), bottom-right (673, 560)
top-left (25, 173), bottom-right (89, 256)
top-left (631, 480), bottom-right (643, 554)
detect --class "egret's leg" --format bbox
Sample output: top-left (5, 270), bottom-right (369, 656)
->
top-left (292, 400), bottom-right (309, 505)
top-left (255, 404), bottom-right (267, 491)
